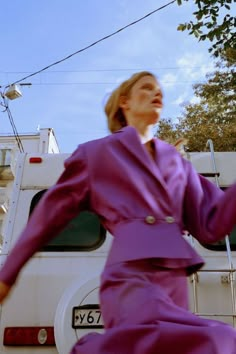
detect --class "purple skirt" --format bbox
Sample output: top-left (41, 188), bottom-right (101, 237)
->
top-left (71, 259), bottom-right (236, 354)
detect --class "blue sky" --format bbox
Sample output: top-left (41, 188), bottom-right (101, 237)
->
top-left (0, 0), bottom-right (217, 152)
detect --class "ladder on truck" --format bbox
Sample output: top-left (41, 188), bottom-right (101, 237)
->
top-left (189, 139), bottom-right (236, 326)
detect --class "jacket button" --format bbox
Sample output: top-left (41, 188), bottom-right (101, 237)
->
top-left (165, 216), bottom-right (175, 223)
top-left (145, 215), bottom-right (156, 224)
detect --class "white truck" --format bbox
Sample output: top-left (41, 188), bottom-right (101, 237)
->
top-left (0, 141), bottom-right (236, 354)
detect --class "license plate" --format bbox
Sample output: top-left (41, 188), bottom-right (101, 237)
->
top-left (72, 304), bottom-right (104, 329)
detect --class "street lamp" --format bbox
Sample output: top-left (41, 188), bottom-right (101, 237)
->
top-left (3, 83), bottom-right (32, 100)
top-left (4, 84), bottom-right (22, 100)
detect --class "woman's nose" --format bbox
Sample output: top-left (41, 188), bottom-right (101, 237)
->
top-left (154, 89), bottom-right (162, 99)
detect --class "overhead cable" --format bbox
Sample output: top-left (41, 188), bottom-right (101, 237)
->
top-left (1, 95), bottom-right (24, 152)
top-left (10, 0), bottom-right (176, 86)
top-left (0, 65), bottom-right (215, 74)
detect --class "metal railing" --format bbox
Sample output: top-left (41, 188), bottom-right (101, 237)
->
top-left (189, 139), bottom-right (236, 326)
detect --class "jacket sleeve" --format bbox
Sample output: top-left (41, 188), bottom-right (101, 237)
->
top-left (183, 159), bottom-right (236, 244)
top-left (0, 145), bottom-right (90, 286)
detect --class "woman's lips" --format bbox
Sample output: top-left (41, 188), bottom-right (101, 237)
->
top-left (151, 99), bottom-right (163, 107)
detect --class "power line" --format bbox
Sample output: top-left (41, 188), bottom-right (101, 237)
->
top-left (1, 95), bottom-right (24, 152)
top-left (17, 81), bottom-right (207, 86)
top-left (10, 0), bottom-right (176, 86)
top-left (0, 66), bottom-right (215, 75)
top-left (1, 79), bottom-right (213, 87)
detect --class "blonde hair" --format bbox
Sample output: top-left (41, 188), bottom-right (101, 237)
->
top-left (104, 71), bottom-right (155, 133)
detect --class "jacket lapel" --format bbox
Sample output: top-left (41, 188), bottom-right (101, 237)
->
top-left (153, 138), bottom-right (181, 187)
top-left (115, 126), bottom-right (168, 191)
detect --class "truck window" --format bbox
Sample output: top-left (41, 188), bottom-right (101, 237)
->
top-left (29, 190), bottom-right (106, 251)
top-left (201, 187), bottom-right (236, 251)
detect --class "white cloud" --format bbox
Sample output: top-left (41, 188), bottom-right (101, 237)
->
top-left (176, 52), bottom-right (215, 81)
top-left (171, 90), bottom-right (200, 108)
top-left (161, 72), bottom-right (178, 89)
top-left (190, 95), bottom-right (200, 104)
top-left (172, 93), bottom-right (188, 106)
top-left (164, 52), bottom-right (215, 114)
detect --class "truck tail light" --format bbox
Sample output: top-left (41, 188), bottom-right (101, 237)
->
top-left (3, 327), bottom-right (55, 346)
top-left (29, 157), bottom-right (43, 163)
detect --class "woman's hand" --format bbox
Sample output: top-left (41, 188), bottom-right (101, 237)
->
top-left (0, 282), bottom-right (11, 303)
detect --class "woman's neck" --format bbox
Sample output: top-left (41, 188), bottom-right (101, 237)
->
top-left (130, 123), bottom-right (154, 144)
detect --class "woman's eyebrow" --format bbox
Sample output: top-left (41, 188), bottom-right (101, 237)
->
top-left (140, 83), bottom-right (154, 88)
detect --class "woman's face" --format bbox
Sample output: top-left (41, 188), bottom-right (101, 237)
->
top-left (120, 75), bottom-right (163, 125)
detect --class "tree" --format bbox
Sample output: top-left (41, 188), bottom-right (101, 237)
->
top-left (177, 0), bottom-right (236, 58)
top-left (156, 117), bottom-right (180, 144)
top-left (177, 102), bottom-right (236, 152)
top-left (157, 53), bottom-right (236, 151)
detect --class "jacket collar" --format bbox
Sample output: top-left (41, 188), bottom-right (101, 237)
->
top-left (114, 126), bottom-right (172, 192)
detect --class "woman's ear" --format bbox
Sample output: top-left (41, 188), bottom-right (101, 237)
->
top-left (119, 95), bottom-right (129, 110)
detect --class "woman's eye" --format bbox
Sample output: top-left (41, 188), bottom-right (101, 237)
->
top-left (142, 85), bottom-right (153, 90)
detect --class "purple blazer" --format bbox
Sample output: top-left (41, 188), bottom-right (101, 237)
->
top-left (0, 126), bottom-right (236, 285)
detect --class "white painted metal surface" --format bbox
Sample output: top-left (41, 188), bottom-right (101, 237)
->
top-left (0, 148), bottom-right (235, 353)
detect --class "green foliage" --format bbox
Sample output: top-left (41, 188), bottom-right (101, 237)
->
top-left (156, 117), bottom-right (181, 144)
top-left (177, 0), bottom-right (236, 57)
top-left (157, 51), bottom-right (236, 151)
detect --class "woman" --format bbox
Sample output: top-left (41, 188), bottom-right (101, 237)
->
top-left (0, 71), bottom-right (236, 354)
